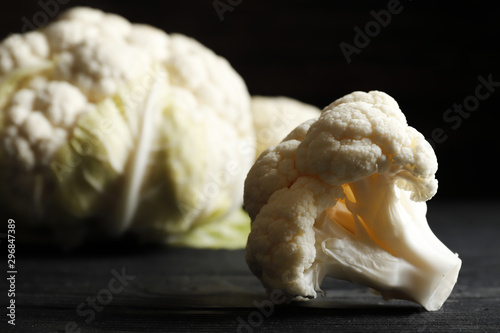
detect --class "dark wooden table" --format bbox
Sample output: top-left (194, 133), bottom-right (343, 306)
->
top-left (3, 201), bottom-right (499, 332)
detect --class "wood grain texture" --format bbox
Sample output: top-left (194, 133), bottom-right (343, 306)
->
top-left (1, 202), bottom-right (498, 332)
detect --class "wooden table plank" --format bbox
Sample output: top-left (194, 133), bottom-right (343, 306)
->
top-left (3, 201), bottom-right (500, 332)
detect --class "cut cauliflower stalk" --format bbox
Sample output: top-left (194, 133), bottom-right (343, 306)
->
top-left (244, 91), bottom-right (461, 311)
top-left (0, 7), bottom-right (255, 248)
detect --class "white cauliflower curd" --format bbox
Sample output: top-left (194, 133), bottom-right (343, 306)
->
top-left (250, 96), bottom-right (321, 158)
top-left (244, 90), bottom-right (461, 311)
top-left (0, 7), bottom-right (255, 248)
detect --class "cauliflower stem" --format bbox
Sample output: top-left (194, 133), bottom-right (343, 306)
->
top-left (313, 173), bottom-right (461, 311)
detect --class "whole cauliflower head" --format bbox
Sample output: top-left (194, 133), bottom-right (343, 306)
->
top-left (0, 7), bottom-right (255, 248)
top-left (244, 91), bottom-right (461, 311)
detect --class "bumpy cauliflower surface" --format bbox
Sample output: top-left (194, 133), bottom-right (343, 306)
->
top-left (0, 7), bottom-right (255, 248)
top-left (244, 91), bottom-right (461, 311)
top-left (250, 96), bottom-right (321, 158)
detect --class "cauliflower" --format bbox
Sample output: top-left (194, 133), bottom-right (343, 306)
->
top-left (0, 7), bottom-right (255, 248)
top-left (244, 91), bottom-right (461, 311)
top-left (250, 96), bottom-right (321, 158)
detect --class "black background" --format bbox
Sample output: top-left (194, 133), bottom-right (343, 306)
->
top-left (1, 0), bottom-right (499, 201)
top-left (1, 3), bottom-right (499, 332)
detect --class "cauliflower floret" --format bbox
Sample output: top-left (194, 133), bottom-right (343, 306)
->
top-left (244, 91), bottom-right (461, 311)
top-left (0, 32), bottom-right (50, 75)
top-left (1, 80), bottom-right (92, 215)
